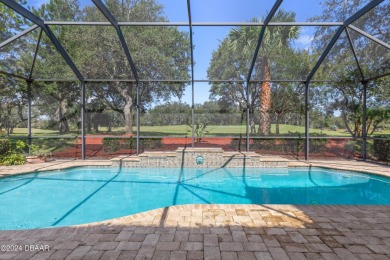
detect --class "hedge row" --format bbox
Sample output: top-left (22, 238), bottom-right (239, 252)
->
top-left (102, 137), bottom-right (162, 153)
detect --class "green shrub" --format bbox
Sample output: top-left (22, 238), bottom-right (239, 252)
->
top-left (282, 132), bottom-right (304, 157)
top-left (252, 139), bottom-right (274, 151)
top-left (344, 140), bottom-right (357, 154)
top-left (231, 133), bottom-right (305, 157)
top-left (102, 138), bottom-right (121, 153)
top-left (102, 137), bottom-right (162, 153)
top-left (309, 133), bottom-right (328, 153)
top-left (124, 138), bottom-right (133, 149)
top-left (138, 138), bottom-right (162, 150)
top-left (0, 140), bottom-right (33, 165)
top-left (229, 138), bottom-right (247, 151)
top-left (0, 139), bottom-right (10, 156)
top-left (103, 137), bottom-right (162, 153)
top-left (14, 140), bottom-right (28, 155)
top-left (1, 153), bottom-right (26, 166)
top-left (372, 136), bottom-right (390, 162)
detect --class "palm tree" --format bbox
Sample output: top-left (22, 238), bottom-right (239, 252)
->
top-left (228, 10), bottom-right (299, 135)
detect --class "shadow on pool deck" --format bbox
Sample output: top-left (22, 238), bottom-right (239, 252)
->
top-left (0, 204), bottom-right (390, 259)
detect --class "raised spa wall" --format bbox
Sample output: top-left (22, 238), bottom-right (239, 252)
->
top-left (111, 147), bottom-right (289, 168)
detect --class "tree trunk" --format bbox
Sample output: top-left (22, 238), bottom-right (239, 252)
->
top-left (259, 61), bottom-right (271, 135)
top-left (93, 115), bottom-right (99, 133)
top-left (124, 100), bottom-right (133, 134)
top-left (275, 113), bottom-right (280, 135)
top-left (341, 109), bottom-right (354, 137)
top-left (86, 113), bottom-right (92, 132)
top-left (120, 84), bottom-right (133, 135)
top-left (56, 99), bottom-right (69, 133)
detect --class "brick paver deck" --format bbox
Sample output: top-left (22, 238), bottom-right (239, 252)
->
top-left (0, 204), bottom-right (389, 260)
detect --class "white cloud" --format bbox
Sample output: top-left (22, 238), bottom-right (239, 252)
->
top-left (294, 34), bottom-right (314, 51)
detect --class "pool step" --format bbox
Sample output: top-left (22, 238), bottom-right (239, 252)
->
top-left (139, 151), bottom-right (178, 158)
top-left (111, 157), bottom-right (140, 162)
top-left (111, 148), bottom-right (288, 168)
top-left (222, 152), bottom-right (261, 159)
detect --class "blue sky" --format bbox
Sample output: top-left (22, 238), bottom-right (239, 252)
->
top-left (26, 0), bottom-right (325, 105)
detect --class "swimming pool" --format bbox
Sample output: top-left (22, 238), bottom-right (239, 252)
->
top-left (0, 167), bottom-right (389, 230)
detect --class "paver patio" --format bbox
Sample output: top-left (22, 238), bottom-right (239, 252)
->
top-left (0, 204), bottom-right (390, 259)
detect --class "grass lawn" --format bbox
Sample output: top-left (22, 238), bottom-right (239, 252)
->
top-left (4, 124), bottom-right (390, 137)
top-left (8, 128), bottom-right (78, 136)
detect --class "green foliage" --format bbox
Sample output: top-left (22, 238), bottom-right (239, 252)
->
top-left (142, 102), bottom-right (191, 126)
top-left (192, 121), bottom-right (209, 143)
top-left (230, 135), bottom-right (305, 157)
top-left (282, 132), bottom-right (305, 158)
top-left (309, 133), bottom-right (328, 153)
top-left (0, 139), bottom-right (10, 155)
top-left (28, 144), bottom-right (50, 158)
top-left (0, 140), bottom-right (27, 166)
top-left (372, 136), bottom-right (390, 162)
top-left (367, 107), bottom-right (390, 135)
top-left (15, 140), bottom-right (27, 151)
top-left (1, 153), bottom-right (26, 166)
top-left (230, 132), bottom-right (327, 157)
top-left (139, 138), bottom-right (162, 150)
top-left (102, 138), bottom-right (121, 153)
top-left (102, 137), bottom-right (162, 153)
top-left (1, 0), bottom-right (191, 135)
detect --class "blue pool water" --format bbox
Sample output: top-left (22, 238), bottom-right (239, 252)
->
top-left (0, 167), bottom-right (389, 230)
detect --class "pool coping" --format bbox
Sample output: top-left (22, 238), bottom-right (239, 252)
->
top-left (0, 159), bottom-right (389, 179)
top-left (288, 160), bottom-right (390, 179)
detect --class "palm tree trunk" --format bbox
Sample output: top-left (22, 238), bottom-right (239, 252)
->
top-left (259, 61), bottom-right (271, 135)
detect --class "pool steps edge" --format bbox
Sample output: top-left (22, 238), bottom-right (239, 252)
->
top-left (111, 147), bottom-right (289, 168)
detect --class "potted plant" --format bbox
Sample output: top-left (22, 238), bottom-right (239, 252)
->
top-left (13, 141), bottom-right (49, 164)
top-left (26, 144), bottom-right (50, 164)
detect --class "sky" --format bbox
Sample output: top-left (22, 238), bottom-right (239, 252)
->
top-left (24, 0), bottom-right (326, 105)
top-left (161, 0), bottom-right (324, 105)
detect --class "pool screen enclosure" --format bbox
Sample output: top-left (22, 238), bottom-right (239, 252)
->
top-left (0, 0), bottom-right (389, 161)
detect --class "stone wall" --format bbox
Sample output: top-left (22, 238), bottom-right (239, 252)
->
top-left (111, 148), bottom-right (288, 168)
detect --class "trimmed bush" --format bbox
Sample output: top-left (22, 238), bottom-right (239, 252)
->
top-left (139, 138), bottom-right (162, 150)
top-left (0, 139), bottom-right (10, 156)
top-left (1, 153), bottom-right (26, 166)
top-left (231, 133), bottom-right (304, 158)
top-left (102, 137), bottom-right (162, 153)
top-left (103, 137), bottom-right (121, 153)
top-left (309, 133), bottom-right (328, 153)
top-left (372, 136), bottom-right (390, 162)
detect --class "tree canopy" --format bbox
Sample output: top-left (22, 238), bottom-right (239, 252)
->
top-left (0, 0), bottom-right (388, 141)
top-left (1, 0), bottom-right (191, 134)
